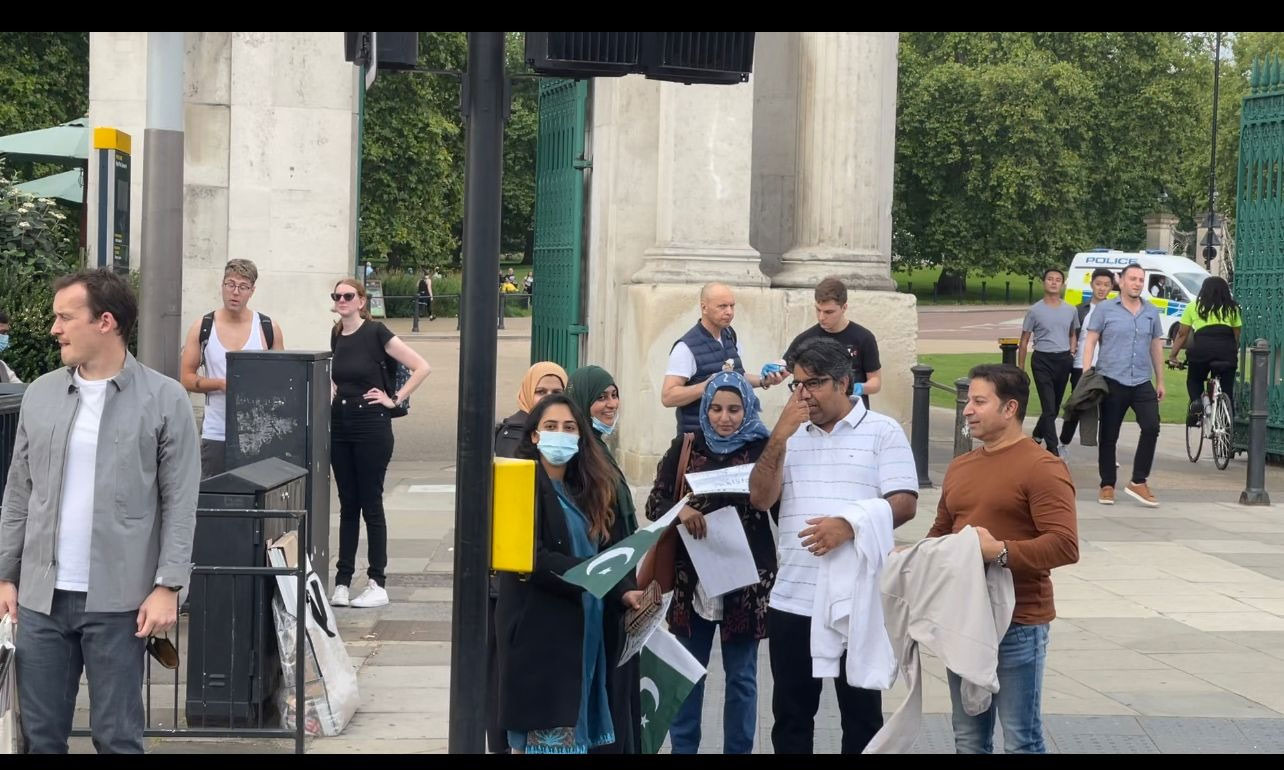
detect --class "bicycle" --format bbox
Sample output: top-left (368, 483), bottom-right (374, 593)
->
top-left (1167, 359), bottom-right (1235, 470)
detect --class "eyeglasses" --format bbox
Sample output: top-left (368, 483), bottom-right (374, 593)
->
top-left (222, 281), bottom-right (254, 294)
top-left (330, 292), bottom-right (358, 302)
top-left (787, 376), bottom-right (833, 393)
top-left (147, 634), bottom-right (179, 670)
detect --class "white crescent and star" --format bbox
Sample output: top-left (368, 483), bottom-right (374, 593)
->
top-left (639, 677), bottom-right (660, 729)
top-left (586, 546), bottom-right (635, 576)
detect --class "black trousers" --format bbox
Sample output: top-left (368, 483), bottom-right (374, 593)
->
top-left (768, 608), bottom-right (882, 754)
top-left (1186, 360), bottom-right (1235, 407)
top-left (1058, 367), bottom-right (1084, 446)
top-left (331, 399), bottom-right (394, 588)
top-left (1030, 351), bottom-right (1073, 454)
top-left (1098, 378), bottom-right (1160, 489)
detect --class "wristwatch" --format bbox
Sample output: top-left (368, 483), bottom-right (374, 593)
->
top-left (995, 544), bottom-right (1009, 569)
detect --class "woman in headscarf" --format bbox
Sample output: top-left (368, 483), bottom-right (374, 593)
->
top-left (643, 371), bottom-right (779, 754)
top-left (495, 362), bottom-right (569, 458)
top-left (566, 364), bottom-right (640, 753)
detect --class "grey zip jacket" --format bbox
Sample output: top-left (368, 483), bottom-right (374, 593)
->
top-left (0, 354), bottom-right (199, 614)
top-left (864, 527), bottom-right (1015, 754)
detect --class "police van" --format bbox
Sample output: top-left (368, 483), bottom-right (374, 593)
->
top-left (1065, 249), bottom-right (1212, 343)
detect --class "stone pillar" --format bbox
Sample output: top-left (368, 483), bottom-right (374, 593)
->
top-left (772, 32), bottom-right (898, 290)
top-left (631, 80), bottom-right (766, 287)
top-left (1143, 213), bottom-right (1180, 254)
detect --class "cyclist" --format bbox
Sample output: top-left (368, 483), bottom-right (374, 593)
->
top-left (1168, 276), bottom-right (1242, 427)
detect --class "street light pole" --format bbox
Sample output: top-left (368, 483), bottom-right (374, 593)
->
top-left (448, 31), bottom-right (505, 755)
top-left (1205, 31), bottom-right (1222, 270)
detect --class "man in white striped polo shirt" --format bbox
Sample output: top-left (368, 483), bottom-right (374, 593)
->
top-left (750, 337), bottom-right (918, 754)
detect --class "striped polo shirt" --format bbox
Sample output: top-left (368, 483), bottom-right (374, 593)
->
top-left (769, 398), bottom-right (919, 617)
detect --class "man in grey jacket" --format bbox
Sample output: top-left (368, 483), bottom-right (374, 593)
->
top-left (0, 269), bottom-right (199, 753)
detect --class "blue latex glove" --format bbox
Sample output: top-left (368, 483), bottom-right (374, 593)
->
top-left (761, 362), bottom-right (785, 379)
top-left (852, 381), bottom-right (864, 397)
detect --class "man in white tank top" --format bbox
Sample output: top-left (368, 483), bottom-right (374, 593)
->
top-left (179, 259), bottom-right (285, 478)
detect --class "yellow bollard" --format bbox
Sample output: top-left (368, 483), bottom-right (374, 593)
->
top-left (491, 457), bottom-right (536, 573)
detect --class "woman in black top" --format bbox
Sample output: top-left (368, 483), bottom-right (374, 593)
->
top-left (644, 371), bottom-right (778, 754)
top-left (328, 277), bottom-right (430, 609)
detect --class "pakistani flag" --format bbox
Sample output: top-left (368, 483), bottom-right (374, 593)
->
top-left (639, 627), bottom-right (706, 754)
top-left (560, 496), bottom-right (685, 598)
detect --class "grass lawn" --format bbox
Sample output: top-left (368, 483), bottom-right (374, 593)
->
top-left (918, 353), bottom-right (1189, 424)
top-left (893, 266), bottom-right (1040, 305)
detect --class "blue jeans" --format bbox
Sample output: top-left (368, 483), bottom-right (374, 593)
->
top-left (669, 613), bottom-right (760, 754)
top-left (947, 622), bottom-right (1049, 754)
top-left (16, 590), bottom-right (147, 754)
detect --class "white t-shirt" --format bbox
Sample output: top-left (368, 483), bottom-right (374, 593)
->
top-left (769, 398), bottom-right (919, 617)
top-left (665, 338), bottom-right (746, 379)
top-left (55, 371), bottom-right (110, 592)
top-left (1074, 303), bottom-right (1101, 369)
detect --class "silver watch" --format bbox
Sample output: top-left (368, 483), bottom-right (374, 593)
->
top-left (995, 545), bottom-right (1009, 569)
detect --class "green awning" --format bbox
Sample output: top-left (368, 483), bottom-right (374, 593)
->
top-left (0, 117), bottom-right (89, 167)
top-left (13, 168), bottom-right (84, 205)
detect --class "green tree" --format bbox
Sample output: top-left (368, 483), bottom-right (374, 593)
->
top-left (0, 164), bottom-right (76, 378)
top-left (0, 32), bottom-right (89, 141)
top-left (894, 33), bottom-right (1228, 285)
top-left (360, 32), bottom-right (467, 272)
top-left (503, 32), bottom-right (537, 260)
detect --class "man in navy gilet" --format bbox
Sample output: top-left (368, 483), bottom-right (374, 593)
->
top-left (662, 283), bottom-right (785, 435)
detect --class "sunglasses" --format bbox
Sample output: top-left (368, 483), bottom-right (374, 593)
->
top-left (330, 292), bottom-right (358, 302)
top-left (147, 634), bottom-right (179, 670)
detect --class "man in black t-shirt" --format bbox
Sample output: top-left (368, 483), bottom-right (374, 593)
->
top-left (783, 276), bottom-right (882, 408)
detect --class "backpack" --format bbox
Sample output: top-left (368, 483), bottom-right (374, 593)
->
top-left (199, 311), bottom-right (275, 368)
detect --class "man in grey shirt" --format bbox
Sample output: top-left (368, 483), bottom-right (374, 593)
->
top-left (1018, 268), bottom-right (1080, 457)
top-left (1081, 263), bottom-right (1165, 508)
top-left (0, 269), bottom-right (199, 753)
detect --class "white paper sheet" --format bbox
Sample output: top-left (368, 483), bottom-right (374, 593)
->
top-left (683, 464), bottom-right (753, 495)
top-left (676, 505), bottom-right (760, 598)
top-left (618, 593), bottom-right (673, 667)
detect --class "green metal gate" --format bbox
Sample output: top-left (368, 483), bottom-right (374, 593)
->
top-left (1233, 57), bottom-right (1284, 456)
top-left (530, 78), bottom-right (589, 371)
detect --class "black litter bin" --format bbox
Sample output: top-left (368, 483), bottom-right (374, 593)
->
top-left (186, 457), bottom-right (307, 727)
top-left (0, 384), bottom-right (25, 501)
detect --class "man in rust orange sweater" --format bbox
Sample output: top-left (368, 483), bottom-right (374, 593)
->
top-left (928, 363), bottom-right (1079, 754)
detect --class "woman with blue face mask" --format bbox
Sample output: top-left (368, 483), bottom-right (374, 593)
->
top-left (566, 365), bottom-right (641, 753)
top-left (0, 312), bottom-right (21, 384)
top-left (643, 371), bottom-right (779, 754)
top-left (497, 395), bottom-right (644, 754)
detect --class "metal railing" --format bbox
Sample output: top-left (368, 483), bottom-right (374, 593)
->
top-left (375, 290), bottom-right (534, 332)
top-left (910, 365), bottom-right (973, 488)
top-left (69, 508), bottom-right (308, 754)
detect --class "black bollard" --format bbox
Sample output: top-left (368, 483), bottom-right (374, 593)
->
top-left (911, 365), bottom-right (934, 488)
top-left (954, 377), bottom-right (973, 457)
top-left (1240, 339), bottom-right (1271, 505)
top-left (999, 338), bottom-right (1020, 366)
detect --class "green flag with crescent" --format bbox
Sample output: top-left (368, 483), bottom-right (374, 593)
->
top-left (559, 497), bottom-right (684, 598)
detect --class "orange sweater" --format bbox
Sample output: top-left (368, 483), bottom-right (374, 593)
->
top-left (928, 437), bottom-right (1080, 625)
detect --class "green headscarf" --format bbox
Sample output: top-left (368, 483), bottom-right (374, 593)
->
top-left (566, 365), bottom-right (637, 535)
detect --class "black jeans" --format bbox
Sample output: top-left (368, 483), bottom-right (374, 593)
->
top-left (1030, 351), bottom-right (1073, 454)
top-left (331, 398), bottom-right (394, 588)
top-left (1186, 360), bottom-right (1235, 408)
top-left (1058, 367), bottom-right (1084, 446)
top-left (767, 608), bottom-right (882, 754)
top-left (1098, 378), bottom-right (1160, 489)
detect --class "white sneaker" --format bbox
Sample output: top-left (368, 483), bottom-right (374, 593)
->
top-left (330, 584), bottom-right (350, 607)
top-left (1057, 444), bottom-right (1070, 462)
top-left (350, 583), bottom-right (389, 608)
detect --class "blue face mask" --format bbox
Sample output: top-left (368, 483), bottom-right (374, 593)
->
top-left (536, 430), bottom-right (580, 466)
top-left (592, 416), bottom-right (616, 436)
top-left (0, 334), bottom-right (8, 354)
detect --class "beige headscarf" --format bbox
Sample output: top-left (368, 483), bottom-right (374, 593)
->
top-left (516, 361), bottom-right (569, 413)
